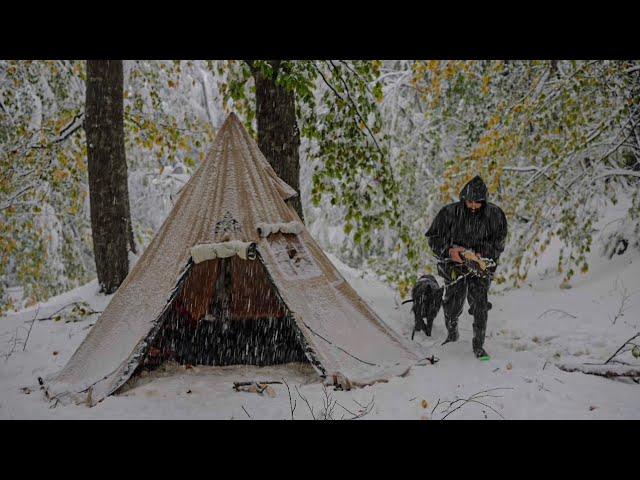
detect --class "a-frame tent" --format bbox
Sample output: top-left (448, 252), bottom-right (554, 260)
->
top-left (44, 113), bottom-right (419, 406)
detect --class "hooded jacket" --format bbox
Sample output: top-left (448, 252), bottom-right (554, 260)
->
top-left (425, 176), bottom-right (508, 263)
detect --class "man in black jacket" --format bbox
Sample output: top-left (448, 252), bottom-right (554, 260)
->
top-left (425, 176), bottom-right (507, 359)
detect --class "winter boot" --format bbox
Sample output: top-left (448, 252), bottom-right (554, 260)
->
top-left (472, 311), bottom-right (489, 359)
top-left (473, 346), bottom-right (490, 360)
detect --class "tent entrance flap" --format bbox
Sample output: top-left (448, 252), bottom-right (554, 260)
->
top-left (137, 256), bottom-right (310, 371)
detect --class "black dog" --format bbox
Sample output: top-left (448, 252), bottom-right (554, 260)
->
top-left (402, 274), bottom-right (444, 340)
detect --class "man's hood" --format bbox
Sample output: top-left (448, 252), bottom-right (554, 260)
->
top-left (459, 175), bottom-right (488, 202)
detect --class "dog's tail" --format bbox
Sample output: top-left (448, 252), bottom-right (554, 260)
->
top-left (401, 299), bottom-right (413, 305)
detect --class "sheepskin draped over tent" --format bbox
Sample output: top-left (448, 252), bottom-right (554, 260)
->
top-left (44, 113), bottom-right (419, 406)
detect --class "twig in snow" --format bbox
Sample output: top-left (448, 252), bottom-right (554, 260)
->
top-left (537, 309), bottom-right (577, 320)
top-left (604, 333), bottom-right (640, 365)
top-left (1, 328), bottom-right (24, 361)
top-left (295, 385), bottom-right (316, 420)
top-left (282, 378), bottom-right (297, 420)
top-left (433, 388), bottom-right (514, 420)
top-left (336, 396), bottom-right (375, 420)
top-left (319, 385), bottom-right (338, 420)
top-left (241, 405), bottom-right (252, 419)
top-left (432, 398), bottom-right (443, 415)
top-left (284, 381), bottom-right (374, 420)
top-left (22, 306), bottom-right (40, 351)
top-left (610, 280), bottom-right (633, 325)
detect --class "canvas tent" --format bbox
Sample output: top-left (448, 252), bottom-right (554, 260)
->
top-left (44, 113), bottom-right (420, 406)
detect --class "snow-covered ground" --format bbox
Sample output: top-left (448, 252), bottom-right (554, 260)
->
top-left (1, 222), bottom-right (639, 419)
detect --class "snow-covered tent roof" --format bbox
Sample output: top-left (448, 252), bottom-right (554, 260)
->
top-left (44, 113), bottom-right (419, 406)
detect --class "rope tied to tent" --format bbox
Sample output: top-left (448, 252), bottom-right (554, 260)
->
top-left (301, 320), bottom-right (380, 367)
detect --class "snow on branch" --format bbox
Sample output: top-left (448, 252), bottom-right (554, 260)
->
top-left (556, 363), bottom-right (640, 378)
top-left (593, 168), bottom-right (640, 181)
top-left (556, 333), bottom-right (640, 379)
top-left (503, 166), bottom-right (541, 173)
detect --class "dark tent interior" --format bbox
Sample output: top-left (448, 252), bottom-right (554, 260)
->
top-left (139, 256), bottom-right (309, 370)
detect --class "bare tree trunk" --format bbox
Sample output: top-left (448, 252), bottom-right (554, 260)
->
top-left (85, 60), bottom-right (135, 294)
top-left (249, 60), bottom-right (304, 221)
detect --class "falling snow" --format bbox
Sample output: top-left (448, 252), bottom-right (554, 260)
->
top-left (38, 114), bottom-right (419, 406)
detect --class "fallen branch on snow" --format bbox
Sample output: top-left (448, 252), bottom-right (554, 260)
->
top-left (555, 333), bottom-right (640, 379)
top-left (233, 381), bottom-right (279, 397)
top-left (555, 362), bottom-right (640, 378)
top-left (21, 301), bottom-right (102, 323)
top-left (233, 381), bottom-right (282, 387)
top-left (537, 309), bottom-right (577, 320)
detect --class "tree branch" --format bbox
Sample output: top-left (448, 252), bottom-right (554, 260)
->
top-left (294, 385), bottom-right (316, 420)
top-left (30, 119), bottom-right (84, 150)
top-left (593, 168), bottom-right (640, 181)
top-left (282, 377), bottom-right (297, 420)
top-left (326, 60), bottom-right (385, 158)
top-left (556, 363), bottom-right (640, 378)
top-left (604, 333), bottom-right (640, 364)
